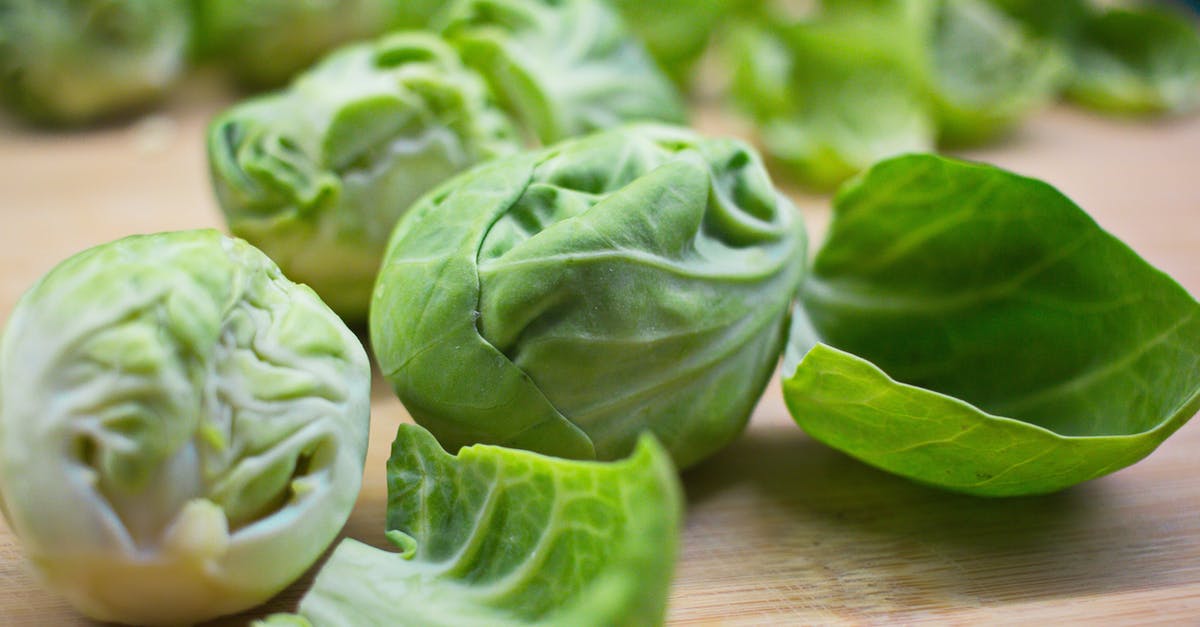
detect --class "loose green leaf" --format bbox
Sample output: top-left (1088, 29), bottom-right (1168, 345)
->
top-left (208, 32), bottom-right (521, 321)
top-left (371, 125), bottom-right (807, 468)
top-left (0, 230), bottom-right (371, 623)
top-left (0, 0), bottom-right (190, 125)
top-left (262, 425), bottom-right (682, 627)
top-left (441, 0), bottom-right (687, 144)
top-left (783, 154), bottom-right (1200, 496)
top-left (1068, 7), bottom-right (1200, 115)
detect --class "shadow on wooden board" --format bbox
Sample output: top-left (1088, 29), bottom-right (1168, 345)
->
top-left (679, 424), bottom-right (1191, 617)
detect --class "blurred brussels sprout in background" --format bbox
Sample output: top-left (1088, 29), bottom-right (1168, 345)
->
top-left (195, 0), bottom-right (430, 89)
top-left (0, 230), bottom-right (370, 625)
top-left (371, 125), bottom-right (807, 469)
top-left (1067, 6), bottom-right (1200, 115)
top-left (0, 0), bottom-right (190, 125)
top-left (989, 0), bottom-right (1200, 116)
top-left (728, 5), bottom-right (935, 190)
top-left (607, 0), bottom-right (739, 86)
top-left (928, 0), bottom-right (1066, 145)
top-left (730, 0), bottom-right (1065, 189)
top-left (442, 0), bottom-right (687, 144)
top-left (208, 33), bottom-right (521, 321)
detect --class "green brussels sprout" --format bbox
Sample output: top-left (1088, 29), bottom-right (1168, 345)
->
top-left (441, 0), bottom-right (688, 144)
top-left (0, 230), bottom-right (371, 625)
top-left (208, 32), bottom-right (522, 322)
top-left (0, 0), bottom-right (190, 125)
top-left (607, 0), bottom-right (736, 85)
top-left (371, 125), bottom-right (807, 469)
top-left (195, 0), bottom-right (406, 88)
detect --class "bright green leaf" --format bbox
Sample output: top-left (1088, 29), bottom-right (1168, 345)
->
top-left (263, 425), bottom-right (682, 627)
top-left (783, 154), bottom-right (1200, 496)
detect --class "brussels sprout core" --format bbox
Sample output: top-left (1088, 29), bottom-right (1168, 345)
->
top-left (0, 230), bottom-right (371, 625)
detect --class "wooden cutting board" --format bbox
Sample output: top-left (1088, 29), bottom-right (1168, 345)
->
top-left (2, 79), bottom-right (1199, 625)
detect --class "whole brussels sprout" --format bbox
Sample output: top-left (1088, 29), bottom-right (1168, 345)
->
top-left (0, 230), bottom-right (371, 625)
top-left (0, 0), bottom-right (190, 125)
top-left (441, 0), bottom-right (687, 144)
top-left (371, 125), bottom-right (807, 468)
top-left (194, 0), bottom-right (411, 88)
top-left (208, 33), bottom-right (522, 322)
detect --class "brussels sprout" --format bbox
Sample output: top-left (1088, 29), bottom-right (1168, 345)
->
top-left (441, 0), bottom-right (687, 144)
top-left (371, 125), bottom-right (807, 468)
top-left (195, 0), bottom-right (406, 88)
top-left (607, 0), bottom-right (736, 85)
top-left (1067, 7), bottom-right (1200, 116)
top-left (730, 0), bottom-right (1064, 188)
top-left (208, 33), bottom-right (521, 321)
top-left (0, 0), bottom-right (190, 125)
top-left (0, 230), bottom-right (371, 625)
top-left (728, 13), bottom-right (935, 190)
top-left (261, 425), bottom-right (683, 626)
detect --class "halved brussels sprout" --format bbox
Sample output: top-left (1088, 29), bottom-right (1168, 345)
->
top-left (0, 230), bottom-right (371, 625)
top-left (0, 0), bottom-right (190, 125)
top-left (208, 32), bottom-right (521, 321)
top-left (371, 125), bottom-right (807, 468)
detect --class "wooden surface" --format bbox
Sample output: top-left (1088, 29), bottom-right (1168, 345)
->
top-left (2, 82), bottom-right (1200, 625)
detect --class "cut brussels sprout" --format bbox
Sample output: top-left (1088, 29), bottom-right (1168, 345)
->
top-left (260, 425), bottom-right (682, 627)
top-left (441, 0), bottom-right (687, 144)
top-left (0, 230), bottom-right (371, 624)
top-left (371, 125), bottom-right (807, 468)
top-left (208, 32), bottom-right (521, 321)
top-left (0, 0), bottom-right (190, 125)
top-left (194, 0), bottom-right (405, 88)
top-left (783, 155), bottom-right (1200, 496)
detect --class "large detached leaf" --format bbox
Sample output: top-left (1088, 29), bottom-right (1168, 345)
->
top-left (784, 154), bottom-right (1200, 496)
top-left (264, 425), bottom-right (682, 627)
top-left (441, 0), bottom-right (687, 144)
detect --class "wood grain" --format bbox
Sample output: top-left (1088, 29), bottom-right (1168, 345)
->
top-left (1, 83), bottom-right (1199, 625)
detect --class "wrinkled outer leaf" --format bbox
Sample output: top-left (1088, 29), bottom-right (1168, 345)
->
top-left (784, 154), bottom-right (1200, 496)
top-left (371, 125), bottom-right (806, 468)
top-left (263, 425), bottom-right (682, 627)
top-left (0, 0), bottom-right (189, 125)
top-left (1068, 7), bottom-right (1200, 116)
top-left (441, 0), bottom-right (687, 144)
top-left (208, 32), bottom-right (521, 321)
top-left (0, 230), bottom-right (371, 623)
